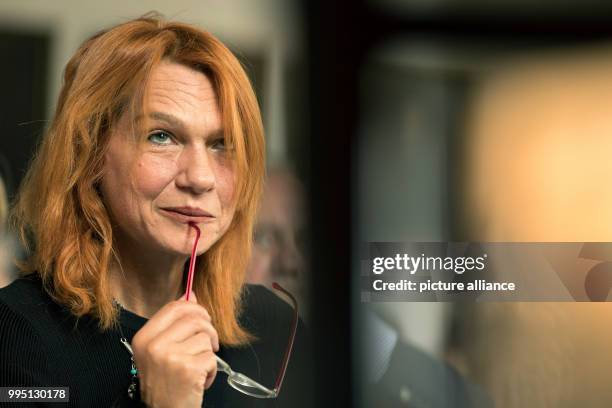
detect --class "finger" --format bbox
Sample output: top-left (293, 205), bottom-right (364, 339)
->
top-left (161, 315), bottom-right (219, 350)
top-left (198, 352), bottom-right (218, 390)
top-left (177, 292), bottom-right (211, 322)
top-left (178, 290), bottom-right (198, 304)
top-left (178, 331), bottom-right (218, 354)
top-left (133, 301), bottom-right (211, 346)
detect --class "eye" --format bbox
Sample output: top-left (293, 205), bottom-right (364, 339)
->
top-left (254, 226), bottom-right (278, 251)
top-left (147, 130), bottom-right (174, 145)
top-left (210, 137), bottom-right (227, 151)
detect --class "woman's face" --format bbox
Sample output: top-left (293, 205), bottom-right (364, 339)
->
top-left (100, 61), bottom-right (235, 257)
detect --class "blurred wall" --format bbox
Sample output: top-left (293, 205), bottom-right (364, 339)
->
top-left (461, 45), bottom-right (612, 408)
top-left (465, 46), bottom-right (612, 242)
top-left (357, 55), bottom-right (458, 356)
top-left (356, 33), bottom-right (612, 406)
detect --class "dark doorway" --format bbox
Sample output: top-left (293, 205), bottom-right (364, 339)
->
top-left (0, 29), bottom-right (49, 200)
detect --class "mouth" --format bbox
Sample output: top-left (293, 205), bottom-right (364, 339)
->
top-left (160, 207), bottom-right (215, 224)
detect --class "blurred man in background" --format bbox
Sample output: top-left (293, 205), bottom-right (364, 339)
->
top-left (246, 167), bottom-right (309, 318)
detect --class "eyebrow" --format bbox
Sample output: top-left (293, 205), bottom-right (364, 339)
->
top-left (146, 111), bottom-right (184, 129)
top-left (139, 111), bottom-right (225, 138)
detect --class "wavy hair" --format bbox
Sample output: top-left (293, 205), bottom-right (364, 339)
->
top-left (11, 14), bottom-right (265, 345)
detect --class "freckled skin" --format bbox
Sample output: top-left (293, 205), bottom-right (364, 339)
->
top-left (101, 61), bottom-right (235, 257)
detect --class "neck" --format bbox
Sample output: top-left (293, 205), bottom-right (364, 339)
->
top-left (109, 233), bottom-right (189, 319)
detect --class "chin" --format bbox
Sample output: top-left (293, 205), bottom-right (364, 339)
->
top-left (175, 240), bottom-right (215, 258)
top-left (155, 246), bottom-right (191, 258)
top-left (153, 237), bottom-right (199, 257)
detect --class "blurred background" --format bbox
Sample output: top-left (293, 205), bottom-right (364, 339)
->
top-left (356, 1), bottom-right (612, 408)
top-left (4, 0), bottom-right (612, 407)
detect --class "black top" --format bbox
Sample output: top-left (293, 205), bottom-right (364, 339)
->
top-left (0, 275), bottom-right (312, 407)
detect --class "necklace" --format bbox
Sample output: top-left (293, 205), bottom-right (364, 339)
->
top-left (112, 299), bottom-right (139, 400)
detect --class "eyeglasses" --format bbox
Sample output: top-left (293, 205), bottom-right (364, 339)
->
top-left (215, 282), bottom-right (298, 398)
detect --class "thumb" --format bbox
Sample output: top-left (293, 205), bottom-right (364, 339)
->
top-left (179, 290), bottom-right (198, 303)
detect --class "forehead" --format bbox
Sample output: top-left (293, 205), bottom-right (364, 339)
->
top-left (143, 61), bottom-right (221, 125)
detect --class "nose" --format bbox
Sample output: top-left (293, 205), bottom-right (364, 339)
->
top-left (175, 146), bottom-right (215, 194)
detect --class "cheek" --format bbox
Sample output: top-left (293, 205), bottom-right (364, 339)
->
top-left (132, 155), bottom-right (178, 198)
top-left (102, 149), bottom-right (133, 212)
top-left (215, 164), bottom-right (236, 208)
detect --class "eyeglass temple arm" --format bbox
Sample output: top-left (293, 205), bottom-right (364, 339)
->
top-left (271, 282), bottom-right (299, 394)
top-left (216, 356), bottom-right (232, 375)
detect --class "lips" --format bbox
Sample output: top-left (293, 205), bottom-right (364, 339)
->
top-left (161, 206), bottom-right (215, 223)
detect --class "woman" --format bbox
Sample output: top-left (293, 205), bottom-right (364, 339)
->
top-left (0, 15), bottom-right (310, 407)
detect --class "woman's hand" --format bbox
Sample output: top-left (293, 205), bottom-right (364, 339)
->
top-left (131, 292), bottom-right (219, 408)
